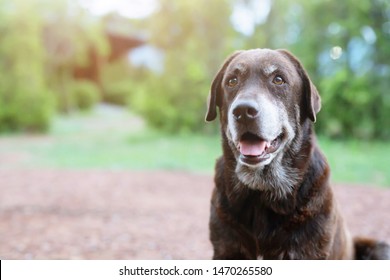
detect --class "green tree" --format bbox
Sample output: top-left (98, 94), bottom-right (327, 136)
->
top-left (0, 0), bottom-right (109, 132)
top-left (40, 0), bottom-right (109, 113)
top-left (0, 0), bottom-right (54, 132)
top-left (130, 0), bottom-right (235, 133)
top-left (294, 0), bottom-right (390, 139)
top-left (242, 0), bottom-right (390, 139)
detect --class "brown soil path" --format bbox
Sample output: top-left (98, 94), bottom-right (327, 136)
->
top-left (0, 169), bottom-right (389, 259)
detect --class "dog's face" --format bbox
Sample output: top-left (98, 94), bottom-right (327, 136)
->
top-left (206, 49), bottom-right (321, 191)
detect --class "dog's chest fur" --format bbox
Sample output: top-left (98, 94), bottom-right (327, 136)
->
top-left (214, 130), bottom-right (340, 259)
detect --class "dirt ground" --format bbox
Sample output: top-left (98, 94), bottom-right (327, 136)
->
top-left (0, 169), bottom-right (389, 260)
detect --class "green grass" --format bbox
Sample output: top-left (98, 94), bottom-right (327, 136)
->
top-left (317, 137), bottom-right (390, 187)
top-left (0, 105), bottom-right (389, 186)
top-left (38, 129), bottom-right (222, 172)
top-left (23, 106), bottom-right (222, 172)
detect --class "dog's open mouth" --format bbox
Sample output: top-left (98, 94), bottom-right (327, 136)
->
top-left (238, 132), bottom-right (283, 165)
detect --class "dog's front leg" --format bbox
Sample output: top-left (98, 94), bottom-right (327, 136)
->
top-left (209, 201), bottom-right (257, 260)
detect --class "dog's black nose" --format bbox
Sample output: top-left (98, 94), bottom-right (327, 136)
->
top-left (232, 101), bottom-right (259, 122)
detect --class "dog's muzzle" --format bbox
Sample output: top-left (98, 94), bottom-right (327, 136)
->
top-left (229, 99), bottom-right (284, 166)
top-left (238, 132), bottom-right (283, 165)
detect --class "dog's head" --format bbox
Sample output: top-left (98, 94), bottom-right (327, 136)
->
top-left (206, 49), bottom-right (321, 191)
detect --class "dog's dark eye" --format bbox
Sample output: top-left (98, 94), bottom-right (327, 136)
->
top-left (227, 77), bottom-right (238, 87)
top-left (272, 75), bottom-right (285, 85)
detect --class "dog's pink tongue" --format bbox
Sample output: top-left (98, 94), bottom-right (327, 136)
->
top-left (239, 139), bottom-right (267, 156)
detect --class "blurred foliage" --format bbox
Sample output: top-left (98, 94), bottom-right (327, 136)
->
top-left (129, 0), bottom-right (235, 133)
top-left (0, 0), bottom-right (389, 138)
top-left (127, 0), bottom-right (390, 138)
top-left (101, 59), bottom-right (136, 105)
top-left (0, 0), bottom-right (108, 132)
top-left (42, 0), bottom-right (108, 113)
top-left (283, 0), bottom-right (390, 139)
top-left (71, 80), bottom-right (101, 111)
top-left (0, 0), bottom-right (54, 132)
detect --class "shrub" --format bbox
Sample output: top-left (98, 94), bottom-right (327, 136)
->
top-left (0, 0), bottom-right (55, 132)
top-left (0, 88), bottom-right (55, 133)
top-left (71, 80), bottom-right (101, 111)
top-left (103, 81), bottom-right (133, 106)
top-left (129, 66), bottom-right (211, 133)
top-left (317, 69), bottom-right (390, 140)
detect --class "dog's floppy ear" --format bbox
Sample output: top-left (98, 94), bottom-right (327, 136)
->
top-left (277, 49), bottom-right (321, 123)
top-left (205, 51), bottom-right (243, 122)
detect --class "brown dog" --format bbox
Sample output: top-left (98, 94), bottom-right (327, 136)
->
top-left (206, 48), bottom-right (390, 259)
